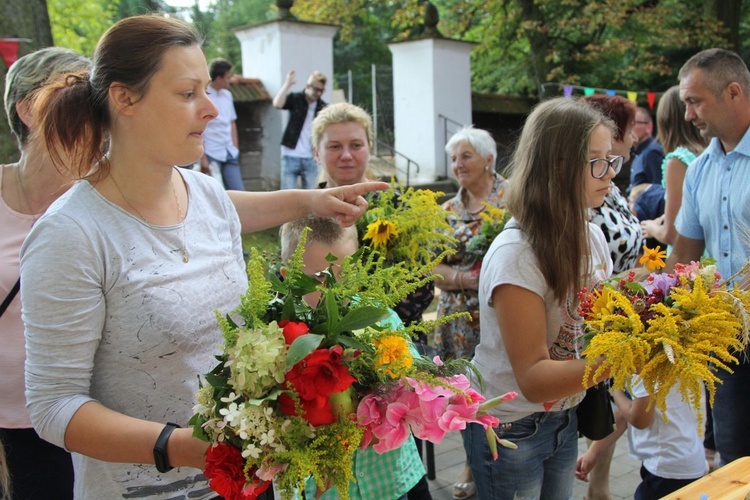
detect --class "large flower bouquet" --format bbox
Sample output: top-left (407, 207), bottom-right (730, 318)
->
top-left (578, 246), bottom-right (750, 421)
top-left (190, 235), bottom-right (515, 500)
top-left (465, 202), bottom-right (511, 260)
top-left (356, 183), bottom-right (456, 270)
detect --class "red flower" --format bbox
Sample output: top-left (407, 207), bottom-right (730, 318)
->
top-left (279, 346), bottom-right (356, 426)
top-left (204, 443), bottom-right (270, 500)
top-left (278, 320), bottom-right (309, 345)
top-left (278, 391), bottom-right (336, 426)
top-left (287, 346), bottom-right (356, 401)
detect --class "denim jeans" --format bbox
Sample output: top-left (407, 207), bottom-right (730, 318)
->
top-left (281, 155), bottom-right (319, 190)
top-left (712, 360), bottom-right (750, 464)
top-left (464, 410), bottom-right (578, 500)
top-left (207, 153), bottom-right (244, 190)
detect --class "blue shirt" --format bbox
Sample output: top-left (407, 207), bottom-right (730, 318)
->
top-left (629, 136), bottom-right (665, 190)
top-left (675, 128), bottom-right (750, 284)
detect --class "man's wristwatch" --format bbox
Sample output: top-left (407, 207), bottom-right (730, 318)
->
top-left (153, 422), bottom-right (181, 473)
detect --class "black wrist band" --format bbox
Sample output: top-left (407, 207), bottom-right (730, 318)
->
top-left (154, 422), bottom-right (181, 473)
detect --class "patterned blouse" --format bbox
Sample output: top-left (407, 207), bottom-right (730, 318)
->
top-left (590, 183), bottom-right (644, 274)
top-left (435, 174), bottom-right (508, 360)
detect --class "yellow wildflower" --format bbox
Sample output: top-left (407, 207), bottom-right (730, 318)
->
top-left (639, 245), bottom-right (667, 271)
top-left (589, 286), bottom-right (617, 317)
top-left (373, 335), bottom-right (413, 379)
top-left (363, 219), bottom-right (398, 250)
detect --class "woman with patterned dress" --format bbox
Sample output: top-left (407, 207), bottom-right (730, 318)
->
top-left (583, 95), bottom-right (644, 275)
top-left (432, 127), bottom-right (507, 500)
top-left (640, 86), bottom-right (708, 249)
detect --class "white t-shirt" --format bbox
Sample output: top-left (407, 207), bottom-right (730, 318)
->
top-left (472, 219), bottom-right (612, 422)
top-left (203, 84), bottom-right (238, 161)
top-left (21, 169), bottom-right (246, 499)
top-left (281, 100), bottom-right (316, 158)
top-left (627, 378), bottom-right (706, 479)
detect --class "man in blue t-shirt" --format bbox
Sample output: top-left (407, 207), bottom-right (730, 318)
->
top-left (628, 107), bottom-right (665, 192)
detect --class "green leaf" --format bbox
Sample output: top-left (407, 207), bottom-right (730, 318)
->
top-left (334, 334), bottom-right (370, 352)
top-left (286, 333), bottom-right (325, 370)
top-left (205, 372), bottom-right (231, 390)
top-left (330, 306), bottom-right (391, 335)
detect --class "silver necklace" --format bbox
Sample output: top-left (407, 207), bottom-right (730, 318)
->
top-left (110, 168), bottom-right (189, 263)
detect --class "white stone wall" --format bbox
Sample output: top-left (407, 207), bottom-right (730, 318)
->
top-left (235, 21), bottom-right (337, 189)
top-left (390, 37), bottom-right (473, 184)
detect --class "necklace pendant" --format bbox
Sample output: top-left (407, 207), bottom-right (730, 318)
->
top-left (181, 251), bottom-right (189, 264)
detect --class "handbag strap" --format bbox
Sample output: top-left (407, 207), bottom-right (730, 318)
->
top-left (0, 278), bottom-right (21, 318)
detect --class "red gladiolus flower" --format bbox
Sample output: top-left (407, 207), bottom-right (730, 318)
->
top-left (287, 346), bottom-right (356, 401)
top-left (278, 320), bottom-right (309, 345)
top-left (278, 391), bottom-right (337, 426)
top-left (204, 443), bottom-right (270, 500)
top-left (279, 346), bottom-right (356, 426)
top-left (204, 443), bottom-right (247, 499)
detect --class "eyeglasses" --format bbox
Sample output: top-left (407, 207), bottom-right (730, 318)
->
top-left (589, 155), bottom-right (624, 179)
top-left (309, 86), bottom-right (325, 93)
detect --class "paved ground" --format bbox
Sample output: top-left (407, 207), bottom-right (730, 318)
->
top-left (424, 429), bottom-right (642, 500)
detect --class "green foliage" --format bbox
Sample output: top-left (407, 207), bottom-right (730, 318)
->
top-left (48, 0), bottom-right (118, 55)
top-left (200, 0), bottom-right (276, 72)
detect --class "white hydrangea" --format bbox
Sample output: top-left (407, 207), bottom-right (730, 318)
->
top-left (225, 322), bottom-right (287, 398)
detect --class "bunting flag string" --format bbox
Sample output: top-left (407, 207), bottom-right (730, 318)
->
top-left (542, 82), bottom-right (666, 109)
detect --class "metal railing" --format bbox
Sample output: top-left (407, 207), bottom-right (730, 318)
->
top-left (438, 113), bottom-right (468, 178)
top-left (374, 140), bottom-right (420, 187)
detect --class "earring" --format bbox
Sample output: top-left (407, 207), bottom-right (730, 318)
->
top-left (484, 165), bottom-right (491, 172)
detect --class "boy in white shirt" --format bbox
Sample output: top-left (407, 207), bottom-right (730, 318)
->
top-left (576, 378), bottom-right (706, 499)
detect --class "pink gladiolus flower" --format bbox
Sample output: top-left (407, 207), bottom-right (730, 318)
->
top-left (432, 356), bottom-right (444, 366)
top-left (357, 394), bottom-right (386, 426)
top-left (372, 402), bottom-right (412, 453)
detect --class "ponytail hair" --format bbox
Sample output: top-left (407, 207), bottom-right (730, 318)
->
top-left (33, 14), bottom-right (203, 179)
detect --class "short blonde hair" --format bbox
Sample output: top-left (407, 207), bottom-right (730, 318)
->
top-left (307, 70), bottom-right (327, 86)
top-left (311, 102), bottom-right (374, 152)
top-left (280, 215), bottom-right (358, 264)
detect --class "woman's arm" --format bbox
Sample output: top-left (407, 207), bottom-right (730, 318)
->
top-left (492, 284), bottom-right (607, 403)
top-left (227, 181), bottom-right (389, 233)
top-left (64, 402), bottom-right (208, 469)
top-left (641, 158), bottom-right (686, 246)
top-left (433, 263), bottom-right (476, 292)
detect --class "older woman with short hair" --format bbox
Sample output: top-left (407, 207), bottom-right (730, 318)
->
top-left (433, 126), bottom-right (508, 500)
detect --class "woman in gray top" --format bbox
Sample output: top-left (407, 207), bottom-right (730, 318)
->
top-left (20, 14), bottom-right (384, 499)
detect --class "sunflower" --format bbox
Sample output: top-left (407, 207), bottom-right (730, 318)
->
top-left (639, 245), bottom-right (667, 271)
top-left (363, 219), bottom-right (398, 250)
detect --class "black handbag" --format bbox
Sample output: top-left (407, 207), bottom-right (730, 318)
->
top-left (576, 380), bottom-right (615, 440)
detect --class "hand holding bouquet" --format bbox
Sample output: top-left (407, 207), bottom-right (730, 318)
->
top-left (465, 202), bottom-right (511, 259)
top-left (191, 233), bottom-right (515, 500)
top-left (356, 183), bottom-right (456, 270)
top-left (578, 246), bottom-right (750, 422)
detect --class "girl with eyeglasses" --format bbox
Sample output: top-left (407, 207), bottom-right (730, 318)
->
top-left (462, 97), bottom-right (616, 499)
